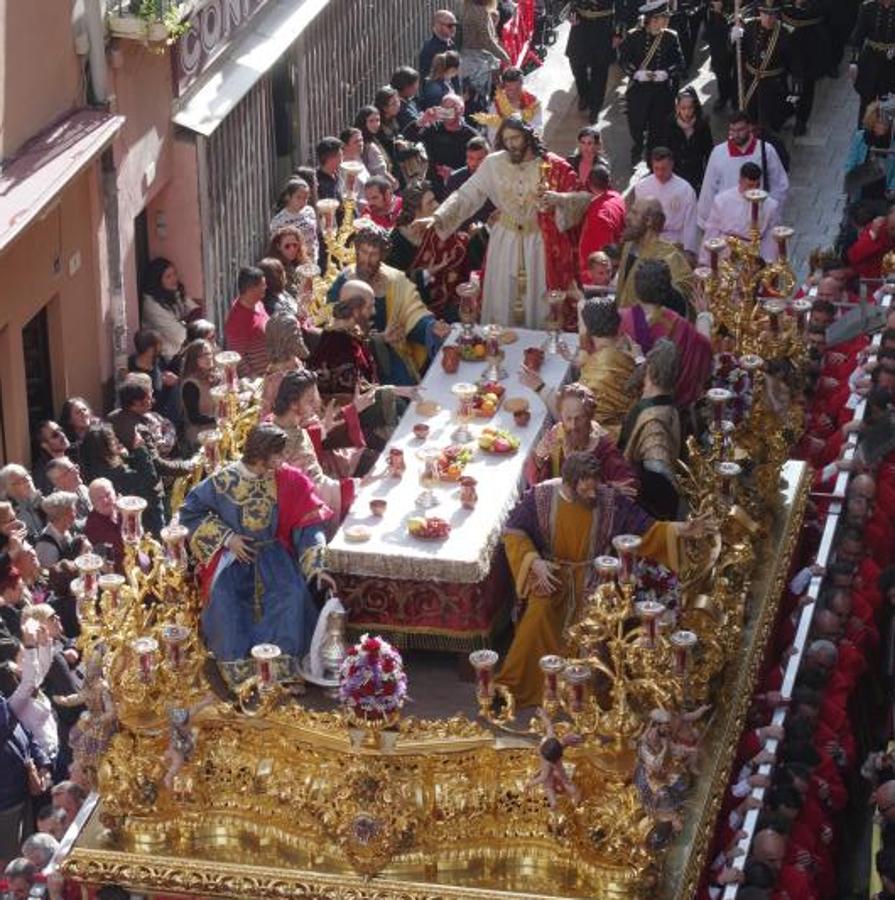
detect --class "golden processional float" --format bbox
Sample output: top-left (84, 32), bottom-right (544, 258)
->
top-left (58, 187), bottom-right (813, 899)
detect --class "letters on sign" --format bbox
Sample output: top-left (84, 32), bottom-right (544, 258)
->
top-left (174, 0), bottom-right (270, 96)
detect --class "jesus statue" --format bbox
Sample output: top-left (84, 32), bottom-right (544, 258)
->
top-left (417, 116), bottom-right (586, 329)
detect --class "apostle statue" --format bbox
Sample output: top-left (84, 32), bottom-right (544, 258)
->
top-left (497, 451), bottom-right (702, 707)
top-left (419, 116), bottom-right (584, 328)
top-left (179, 423), bottom-right (335, 688)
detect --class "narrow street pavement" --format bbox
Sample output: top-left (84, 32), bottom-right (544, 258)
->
top-left (526, 21), bottom-right (858, 275)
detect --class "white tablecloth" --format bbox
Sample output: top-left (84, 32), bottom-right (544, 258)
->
top-left (326, 328), bottom-right (571, 583)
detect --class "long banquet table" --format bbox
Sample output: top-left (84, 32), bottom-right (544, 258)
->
top-left (326, 328), bottom-right (571, 650)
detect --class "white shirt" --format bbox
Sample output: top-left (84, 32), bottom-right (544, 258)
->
top-left (10, 643), bottom-right (59, 760)
top-left (697, 139), bottom-right (789, 228)
top-left (633, 173), bottom-right (699, 255)
top-left (700, 186), bottom-right (780, 265)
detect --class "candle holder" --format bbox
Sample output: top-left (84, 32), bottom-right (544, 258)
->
top-left (456, 281), bottom-right (480, 338)
top-left (706, 387), bottom-right (733, 432)
top-left (539, 655), bottom-right (566, 705)
top-left (98, 573), bottom-right (126, 610)
top-left (789, 297), bottom-right (812, 336)
top-left (340, 160), bottom-right (364, 201)
top-left (251, 643), bottom-right (282, 693)
top-left (772, 225), bottom-right (794, 261)
top-left (561, 663), bottom-right (591, 715)
top-left (762, 297), bottom-right (786, 335)
top-left (161, 624), bottom-right (191, 671)
top-left (743, 188), bottom-right (768, 239)
top-left (161, 524), bottom-right (189, 570)
top-left (214, 351), bottom-right (241, 393)
top-left (75, 553), bottom-right (104, 599)
top-left (451, 382), bottom-right (477, 443)
top-left (612, 534), bottom-right (642, 584)
top-left (116, 496), bottom-right (147, 546)
top-left (296, 262), bottom-right (321, 314)
top-left (482, 324), bottom-right (507, 382)
top-left (469, 649), bottom-right (499, 705)
top-left (670, 629), bottom-right (698, 677)
top-left (594, 555), bottom-right (620, 585)
top-left (198, 428), bottom-right (223, 472)
top-left (132, 636), bottom-right (159, 683)
top-left (208, 385), bottom-right (229, 422)
top-left (315, 198), bottom-right (340, 235)
top-left (716, 461), bottom-right (742, 504)
top-left (542, 289), bottom-right (566, 355)
top-left (703, 238), bottom-right (727, 274)
top-left (635, 600), bottom-right (665, 648)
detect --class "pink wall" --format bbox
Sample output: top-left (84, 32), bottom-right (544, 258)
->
top-left (0, 169), bottom-right (105, 464)
top-left (0, 0), bottom-right (83, 160)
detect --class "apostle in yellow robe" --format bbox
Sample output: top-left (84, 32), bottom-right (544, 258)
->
top-left (497, 452), bottom-right (694, 709)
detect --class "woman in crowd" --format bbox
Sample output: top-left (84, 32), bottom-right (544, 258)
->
top-left (79, 424), bottom-right (163, 535)
top-left (459, 0), bottom-right (510, 104)
top-left (267, 225), bottom-right (308, 298)
top-left (58, 397), bottom-right (96, 464)
top-left (844, 100), bottom-right (895, 203)
top-left (373, 86), bottom-right (402, 166)
top-left (354, 105), bottom-right (395, 184)
top-left (566, 125), bottom-right (610, 190)
top-left (664, 87), bottom-right (714, 193)
top-left (140, 258), bottom-right (199, 361)
top-left (420, 51), bottom-right (461, 110)
top-left (178, 340), bottom-right (219, 454)
top-left (269, 178), bottom-right (318, 262)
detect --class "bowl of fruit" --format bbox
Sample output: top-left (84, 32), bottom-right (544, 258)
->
top-left (437, 444), bottom-right (474, 481)
top-left (407, 516), bottom-right (451, 540)
top-left (458, 337), bottom-right (487, 362)
top-left (478, 427), bottom-right (520, 455)
top-left (472, 381), bottom-right (506, 418)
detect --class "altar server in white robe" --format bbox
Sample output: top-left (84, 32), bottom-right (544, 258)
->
top-left (697, 112), bottom-right (788, 229)
top-left (699, 162), bottom-right (780, 265)
top-left (632, 147), bottom-right (699, 257)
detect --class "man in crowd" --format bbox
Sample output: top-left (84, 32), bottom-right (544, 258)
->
top-left (701, 162), bottom-right (781, 264)
top-left (361, 176), bottom-right (403, 230)
top-left (578, 165), bottom-right (627, 281)
top-left (34, 493), bottom-right (81, 569)
top-left (315, 136), bottom-right (344, 203)
top-left (45, 458), bottom-right (90, 526)
top-left (698, 111), bottom-right (789, 228)
top-left (473, 68), bottom-right (543, 140)
top-left (328, 226), bottom-right (450, 384)
top-left (0, 465), bottom-right (45, 543)
top-left (224, 266), bottom-right (270, 378)
top-left (618, 1), bottom-right (685, 165)
top-left (849, 0), bottom-right (895, 125)
top-left (31, 422), bottom-right (72, 496)
top-left (631, 146), bottom-right (699, 257)
top-left (419, 9), bottom-right (458, 84)
top-left (84, 478), bottom-right (124, 573)
top-left (418, 94), bottom-right (479, 199)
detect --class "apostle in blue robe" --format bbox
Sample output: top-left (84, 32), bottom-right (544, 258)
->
top-left (179, 423), bottom-right (334, 687)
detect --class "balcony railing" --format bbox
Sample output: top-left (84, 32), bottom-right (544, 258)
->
top-left (106, 0), bottom-right (193, 42)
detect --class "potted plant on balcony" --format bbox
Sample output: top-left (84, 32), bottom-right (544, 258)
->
top-left (107, 0), bottom-right (192, 44)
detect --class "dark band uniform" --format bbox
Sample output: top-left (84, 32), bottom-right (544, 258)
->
top-left (851, 0), bottom-right (895, 122)
top-left (566, 1), bottom-right (620, 120)
top-left (782, 0), bottom-right (831, 130)
top-left (619, 19), bottom-right (685, 162)
top-left (740, 13), bottom-right (794, 132)
top-left (706, 0), bottom-right (750, 109)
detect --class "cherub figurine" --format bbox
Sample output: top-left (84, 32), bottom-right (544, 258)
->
top-left (527, 708), bottom-right (583, 810)
top-left (162, 694), bottom-right (215, 791)
top-left (669, 704), bottom-right (711, 778)
top-left (634, 709), bottom-right (683, 831)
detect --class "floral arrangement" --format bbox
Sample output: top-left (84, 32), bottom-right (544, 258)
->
top-left (633, 559), bottom-right (680, 613)
top-left (339, 633), bottom-right (408, 721)
top-left (710, 352), bottom-right (753, 423)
